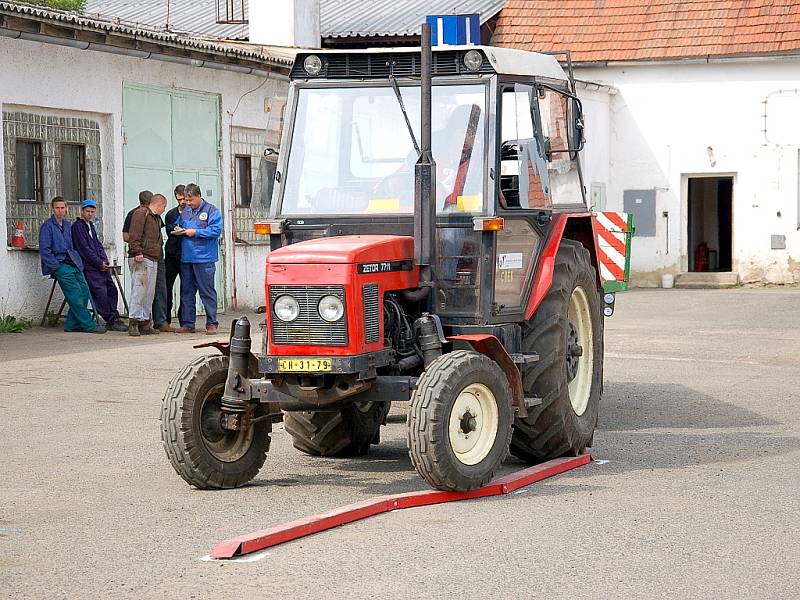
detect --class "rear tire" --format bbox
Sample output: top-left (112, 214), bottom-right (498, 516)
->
top-left (284, 401), bottom-right (390, 457)
top-left (160, 355), bottom-right (270, 489)
top-left (510, 240), bottom-right (603, 462)
top-left (408, 350), bottom-right (513, 491)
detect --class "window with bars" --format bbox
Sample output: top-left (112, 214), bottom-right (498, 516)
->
top-left (61, 144), bottom-right (86, 204)
top-left (15, 140), bottom-right (43, 203)
top-left (235, 155), bottom-right (252, 207)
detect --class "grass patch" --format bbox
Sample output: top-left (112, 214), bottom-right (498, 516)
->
top-left (0, 315), bottom-right (33, 333)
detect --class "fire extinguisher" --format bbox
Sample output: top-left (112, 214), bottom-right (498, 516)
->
top-left (694, 242), bottom-right (709, 272)
top-left (11, 220), bottom-right (27, 248)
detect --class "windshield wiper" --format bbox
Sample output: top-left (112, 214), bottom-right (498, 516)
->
top-left (389, 75), bottom-right (421, 156)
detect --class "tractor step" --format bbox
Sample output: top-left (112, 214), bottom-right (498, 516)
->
top-left (523, 396), bottom-right (542, 408)
top-left (510, 353), bottom-right (539, 365)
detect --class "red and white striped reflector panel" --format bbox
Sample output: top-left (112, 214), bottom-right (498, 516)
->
top-left (595, 212), bottom-right (630, 282)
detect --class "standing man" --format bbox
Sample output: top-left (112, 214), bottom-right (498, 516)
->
top-left (38, 197), bottom-right (105, 334)
top-left (173, 183), bottom-right (222, 335)
top-left (163, 184), bottom-right (187, 328)
top-left (127, 193), bottom-right (167, 336)
top-left (123, 189), bottom-right (168, 330)
top-left (71, 199), bottom-right (127, 332)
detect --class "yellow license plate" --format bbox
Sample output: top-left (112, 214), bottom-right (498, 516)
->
top-left (278, 358), bottom-right (333, 372)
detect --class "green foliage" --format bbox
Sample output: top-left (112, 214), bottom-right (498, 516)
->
top-left (25, 0), bottom-right (87, 12)
top-left (0, 315), bottom-right (33, 334)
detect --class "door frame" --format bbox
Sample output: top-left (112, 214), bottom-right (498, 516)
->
top-left (680, 172), bottom-right (736, 273)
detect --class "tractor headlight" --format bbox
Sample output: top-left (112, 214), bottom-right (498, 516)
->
top-left (463, 50), bottom-right (483, 71)
top-left (318, 295), bottom-right (344, 322)
top-left (303, 54), bottom-right (323, 76)
top-left (274, 295), bottom-right (300, 322)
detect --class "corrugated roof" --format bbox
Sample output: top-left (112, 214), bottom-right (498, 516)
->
top-left (85, 0), bottom-right (249, 40)
top-left (321, 0), bottom-right (506, 38)
top-left (492, 0), bottom-right (800, 63)
top-left (82, 0), bottom-right (506, 40)
top-left (0, 1), bottom-right (292, 66)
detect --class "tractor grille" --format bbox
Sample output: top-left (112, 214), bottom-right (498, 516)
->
top-left (270, 285), bottom-right (348, 346)
top-left (362, 284), bottom-right (380, 344)
top-left (291, 51), bottom-right (495, 80)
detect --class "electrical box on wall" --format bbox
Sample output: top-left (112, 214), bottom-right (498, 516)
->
top-left (623, 189), bottom-right (657, 236)
top-left (771, 235), bottom-right (786, 250)
top-left (590, 182), bottom-right (607, 211)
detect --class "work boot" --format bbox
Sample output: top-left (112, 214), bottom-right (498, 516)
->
top-left (157, 322), bottom-right (174, 333)
top-left (128, 319), bottom-right (141, 337)
top-left (109, 320), bottom-right (128, 332)
top-left (176, 326), bottom-right (195, 334)
top-left (205, 324), bottom-right (219, 335)
top-left (89, 324), bottom-right (107, 334)
top-left (139, 320), bottom-right (160, 335)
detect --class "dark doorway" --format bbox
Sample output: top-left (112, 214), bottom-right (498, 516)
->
top-left (688, 176), bottom-right (733, 272)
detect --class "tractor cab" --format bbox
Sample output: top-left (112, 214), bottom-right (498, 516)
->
top-left (161, 34), bottom-right (625, 494)
top-left (262, 45), bottom-right (588, 325)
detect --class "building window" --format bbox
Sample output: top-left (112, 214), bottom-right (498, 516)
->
top-left (235, 155), bottom-right (252, 207)
top-left (16, 140), bottom-right (43, 203)
top-left (61, 144), bottom-right (86, 204)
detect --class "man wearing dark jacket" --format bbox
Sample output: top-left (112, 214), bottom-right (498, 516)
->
top-left (71, 199), bottom-right (127, 331)
top-left (163, 184), bottom-right (186, 326)
top-left (127, 193), bottom-right (167, 336)
top-left (39, 197), bottom-right (105, 334)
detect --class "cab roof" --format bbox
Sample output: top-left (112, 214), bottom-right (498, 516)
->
top-left (292, 45), bottom-right (567, 82)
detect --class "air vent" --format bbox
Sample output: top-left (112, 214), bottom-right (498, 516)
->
top-left (362, 283), bottom-right (380, 344)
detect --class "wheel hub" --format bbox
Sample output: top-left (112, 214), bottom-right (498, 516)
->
top-left (448, 383), bottom-right (499, 466)
top-left (200, 383), bottom-right (255, 463)
top-left (459, 411), bottom-right (478, 434)
top-left (565, 321), bottom-right (583, 381)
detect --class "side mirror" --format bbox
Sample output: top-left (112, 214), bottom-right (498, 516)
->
top-left (568, 97), bottom-right (585, 152)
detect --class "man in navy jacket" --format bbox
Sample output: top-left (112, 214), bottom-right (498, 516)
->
top-left (173, 183), bottom-right (222, 334)
top-left (71, 199), bottom-right (127, 331)
top-left (39, 197), bottom-right (105, 334)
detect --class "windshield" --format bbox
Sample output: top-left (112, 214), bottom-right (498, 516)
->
top-left (280, 83), bottom-right (487, 216)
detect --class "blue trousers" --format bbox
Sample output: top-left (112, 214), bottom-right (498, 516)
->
top-left (53, 263), bottom-right (97, 332)
top-left (83, 268), bottom-right (120, 325)
top-left (179, 262), bottom-right (218, 329)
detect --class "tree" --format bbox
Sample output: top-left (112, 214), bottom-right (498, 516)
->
top-left (26, 0), bottom-right (86, 12)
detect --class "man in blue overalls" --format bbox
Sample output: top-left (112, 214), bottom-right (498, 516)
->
top-left (173, 183), bottom-right (222, 335)
top-left (39, 196), bottom-right (105, 334)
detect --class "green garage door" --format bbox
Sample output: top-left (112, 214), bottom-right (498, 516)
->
top-left (122, 83), bottom-right (224, 314)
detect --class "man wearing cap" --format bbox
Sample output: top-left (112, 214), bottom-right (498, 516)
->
top-left (39, 196), bottom-right (105, 334)
top-left (71, 199), bottom-right (127, 332)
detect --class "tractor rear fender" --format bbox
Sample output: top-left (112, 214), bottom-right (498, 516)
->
top-left (525, 213), bottom-right (600, 320)
top-left (448, 334), bottom-right (527, 418)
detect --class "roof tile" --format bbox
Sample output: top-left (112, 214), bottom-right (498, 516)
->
top-left (493, 0), bottom-right (800, 61)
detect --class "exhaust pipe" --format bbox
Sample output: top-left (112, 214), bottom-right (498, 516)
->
top-left (414, 22), bottom-right (436, 307)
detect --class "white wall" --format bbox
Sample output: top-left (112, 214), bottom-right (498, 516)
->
top-left (576, 59), bottom-right (800, 285)
top-left (0, 36), bottom-right (285, 318)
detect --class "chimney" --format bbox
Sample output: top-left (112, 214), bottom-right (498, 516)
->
top-left (249, 0), bottom-right (321, 48)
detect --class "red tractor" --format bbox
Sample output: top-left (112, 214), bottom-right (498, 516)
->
top-left (161, 28), bottom-right (630, 492)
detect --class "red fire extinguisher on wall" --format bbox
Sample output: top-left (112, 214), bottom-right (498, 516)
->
top-left (694, 242), bottom-right (709, 272)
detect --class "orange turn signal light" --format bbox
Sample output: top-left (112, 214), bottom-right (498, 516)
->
top-left (473, 217), bottom-right (505, 231)
top-left (254, 220), bottom-right (284, 235)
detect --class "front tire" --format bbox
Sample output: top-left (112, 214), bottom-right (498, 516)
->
top-left (408, 350), bottom-right (513, 491)
top-left (510, 240), bottom-right (603, 462)
top-left (160, 355), bottom-right (270, 489)
top-left (284, 401), bottom-right (390, 457)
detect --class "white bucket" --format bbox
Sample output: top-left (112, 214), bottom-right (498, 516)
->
top-left (661, 274), bottom-right (675, 289)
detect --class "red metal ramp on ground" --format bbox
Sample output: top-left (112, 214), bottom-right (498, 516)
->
top-left (211, 454), bottom-right (591, 559)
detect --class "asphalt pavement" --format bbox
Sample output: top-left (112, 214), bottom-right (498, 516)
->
top-left (1, 288), bottom-right (798, 599)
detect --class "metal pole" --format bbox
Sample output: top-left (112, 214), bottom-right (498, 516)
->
top-left (414, 23), bottom-right (436, 296)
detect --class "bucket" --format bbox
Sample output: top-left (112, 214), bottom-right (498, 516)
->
top-left (661, 274), bottom-right (674, 289)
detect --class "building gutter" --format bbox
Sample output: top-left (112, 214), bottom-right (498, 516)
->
top-left (0, 27), bottom-right (289, 79)
top-left (572, 52), bottom-right (800, 69)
